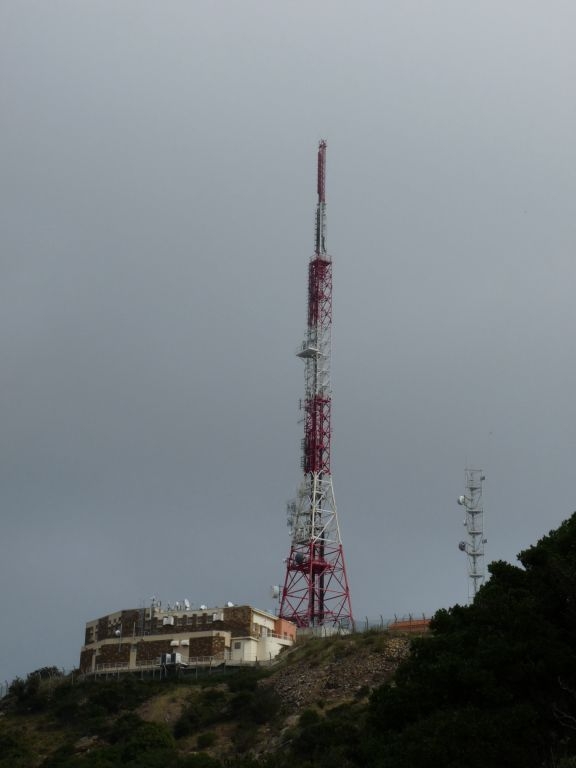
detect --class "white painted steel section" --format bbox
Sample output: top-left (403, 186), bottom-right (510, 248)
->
top-left (458, 469), bottom-right (486, 601)
top-left (288, 474), bottom-right (341, 546)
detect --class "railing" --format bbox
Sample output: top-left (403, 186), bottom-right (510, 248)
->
top-left (261, 631), bottom-right (295, 641)
top-left (95, 662), bottom-right (129, 672)
top-left (356, 615), bottom-right (431, 634)
top-left (91, 657), bottom-right (220, 675)
top-left (89, 654), bottom-right (281, 676)
top-left (183, 657), bottom-right (217, 666)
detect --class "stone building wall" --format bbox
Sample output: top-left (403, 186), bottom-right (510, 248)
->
top-left (79, 648), bottom-right (95, 674)
top-left (221, 605), bottom-right (254, 636)
top-left (120, 609), bottom-right (142, 636)
top-left (135, 639), bottom-right (174, 663)
top-left (95, 642), bottom-right (130, 666)
top-left (97, 617), bottom-right (109, 641)
top-left (188, 635), bottom-right (226, 659)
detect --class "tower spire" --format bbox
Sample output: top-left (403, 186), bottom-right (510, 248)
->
top-left (279, 141), bottom-right (353, 629)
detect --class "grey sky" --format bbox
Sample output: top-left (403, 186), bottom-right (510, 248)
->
top-left (2, 0), bottom-right (576, 686)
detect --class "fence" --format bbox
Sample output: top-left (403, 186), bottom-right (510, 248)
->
top-left (356, 614), bottom-right (431, 634)
top-left (296, 615), bottom-right (431, 636)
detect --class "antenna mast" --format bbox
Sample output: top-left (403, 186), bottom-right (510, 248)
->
top-left (457, 469), bottom-right (487, 601)
top-left (279, 141), bottom-right (353, 629)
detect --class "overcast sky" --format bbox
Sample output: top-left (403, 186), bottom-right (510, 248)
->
top-left (2, 0), bottom-right (576, 686)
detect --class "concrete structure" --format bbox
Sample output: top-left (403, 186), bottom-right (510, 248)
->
top-left (79, 603), bottom-right (296, 675)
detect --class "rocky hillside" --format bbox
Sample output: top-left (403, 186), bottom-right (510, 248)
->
top-left (265, 633), bottom-right (410, 709)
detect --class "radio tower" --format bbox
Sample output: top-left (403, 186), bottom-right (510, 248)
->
top-left (457, 469), bottom-right (487, 602)
top-left (279, 141), bottom-right (353, 629)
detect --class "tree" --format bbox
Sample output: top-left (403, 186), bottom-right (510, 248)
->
top-left (366, 512), bottom-right (576, 767)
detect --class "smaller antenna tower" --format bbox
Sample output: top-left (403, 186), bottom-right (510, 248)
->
top-left (457, 468), bottom-right (487, 601)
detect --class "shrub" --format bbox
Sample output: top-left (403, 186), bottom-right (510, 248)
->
top-left (0, 732), bottom-right (32, 768)
top-left (227, 670), bottom-right (265, 693)
top-left (197, 731), bottom-right (217, 749)
top-left (179, 754), bottom-right (223, 768)
top-left (229, 686), bottom-right (281, 725)
top-left (231, 723), bottom-right (258, 753)
top-left (299, 708), bottom-right (321, 728)
top-left (174, 688), bottom-right (231, 739)
top-left (119, 720), bottom-right (176, 762)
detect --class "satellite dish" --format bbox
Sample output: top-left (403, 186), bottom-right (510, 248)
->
top-left (184, 599), bottom-right (191, 610)
top-left (114, 629), bottom-right (121, 637)
top-left (457, 496), bottom-right (466, 506)
top-left (226, 601), bottom-right (235, 607)
top-left (458, 541), bottom-right (467, 552)
top-left (294, 552), bottom-right (305, 565)
top-left (200, 604), bottom-right (207, 610)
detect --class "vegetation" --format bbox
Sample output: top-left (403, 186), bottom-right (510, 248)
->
top-left (5, 513), bottom-right (576, 765)
top-left (364, 513), bottom-right (576, 768)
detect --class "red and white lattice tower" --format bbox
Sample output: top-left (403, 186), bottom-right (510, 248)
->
top-left (279, 141), bottom-right (353, 629)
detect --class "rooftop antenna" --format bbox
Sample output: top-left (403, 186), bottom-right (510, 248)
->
top-left (457, 468), bottom-right (487, 601)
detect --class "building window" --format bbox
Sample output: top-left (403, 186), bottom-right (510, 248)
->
top-left (234, 642), bottom-right (241, 650)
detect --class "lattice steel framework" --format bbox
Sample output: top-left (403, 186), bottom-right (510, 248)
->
top-left (279, 141), bottom-right (353, 629)
top-left (457, 469), bottom-right (487, 601)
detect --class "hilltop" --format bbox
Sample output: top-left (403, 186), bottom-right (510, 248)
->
top-left (7, 512), bottom-right (576, 767)
top-left (0, 630), bottom-right (412, 767)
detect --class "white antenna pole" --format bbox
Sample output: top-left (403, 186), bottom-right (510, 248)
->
top-left (457, 469), bottom-right (486, 602)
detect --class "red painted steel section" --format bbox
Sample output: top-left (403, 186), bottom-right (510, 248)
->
top-left (282, 541), bottom-right (352, 627)
top-left (307, 257), bottom-right (331, 328)
top-left (303, 395), bottom-right (331, 474)
top-left (304, 254), bottom-right (332, 474)
top-left (317, 140), bottom-right (326, 203)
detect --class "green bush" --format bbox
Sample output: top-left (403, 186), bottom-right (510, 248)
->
top-left (178, 754), bottom-right (223, 768)
top-left (197, 731), bottom-right (217, 749)
top-left (117, 720), bottom-right (176, 766)
top-left (299, 708), bottom-right (321, 728)
top-left (227, 670), bottom-right (265, 693)
top-left (0, 732), bottom-right (33, 768)
top-left (8, 672), bottom-right (50, 712)
top-left (291, 714), bottom-right (362, 767)
top-left (174, 701), bottom-right (203, 738)
top-left (174, 687), bottom-right (229, 738)
top-left (229, 686), bottom-right (281, 725)
top-left (231, 723), bottom-right (258, 753)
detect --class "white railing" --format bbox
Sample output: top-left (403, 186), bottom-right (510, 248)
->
top-left (95, 662), bottom-right (129, 671)
top-left (260, 631), bottom-right (295, 642)
top-left (89, 647), bottom-right (293, 676)
top-left (186, 656), bottom-right (217, 665)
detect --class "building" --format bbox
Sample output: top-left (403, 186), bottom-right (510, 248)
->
top-left (79, 603), bottom-right (296, 675)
